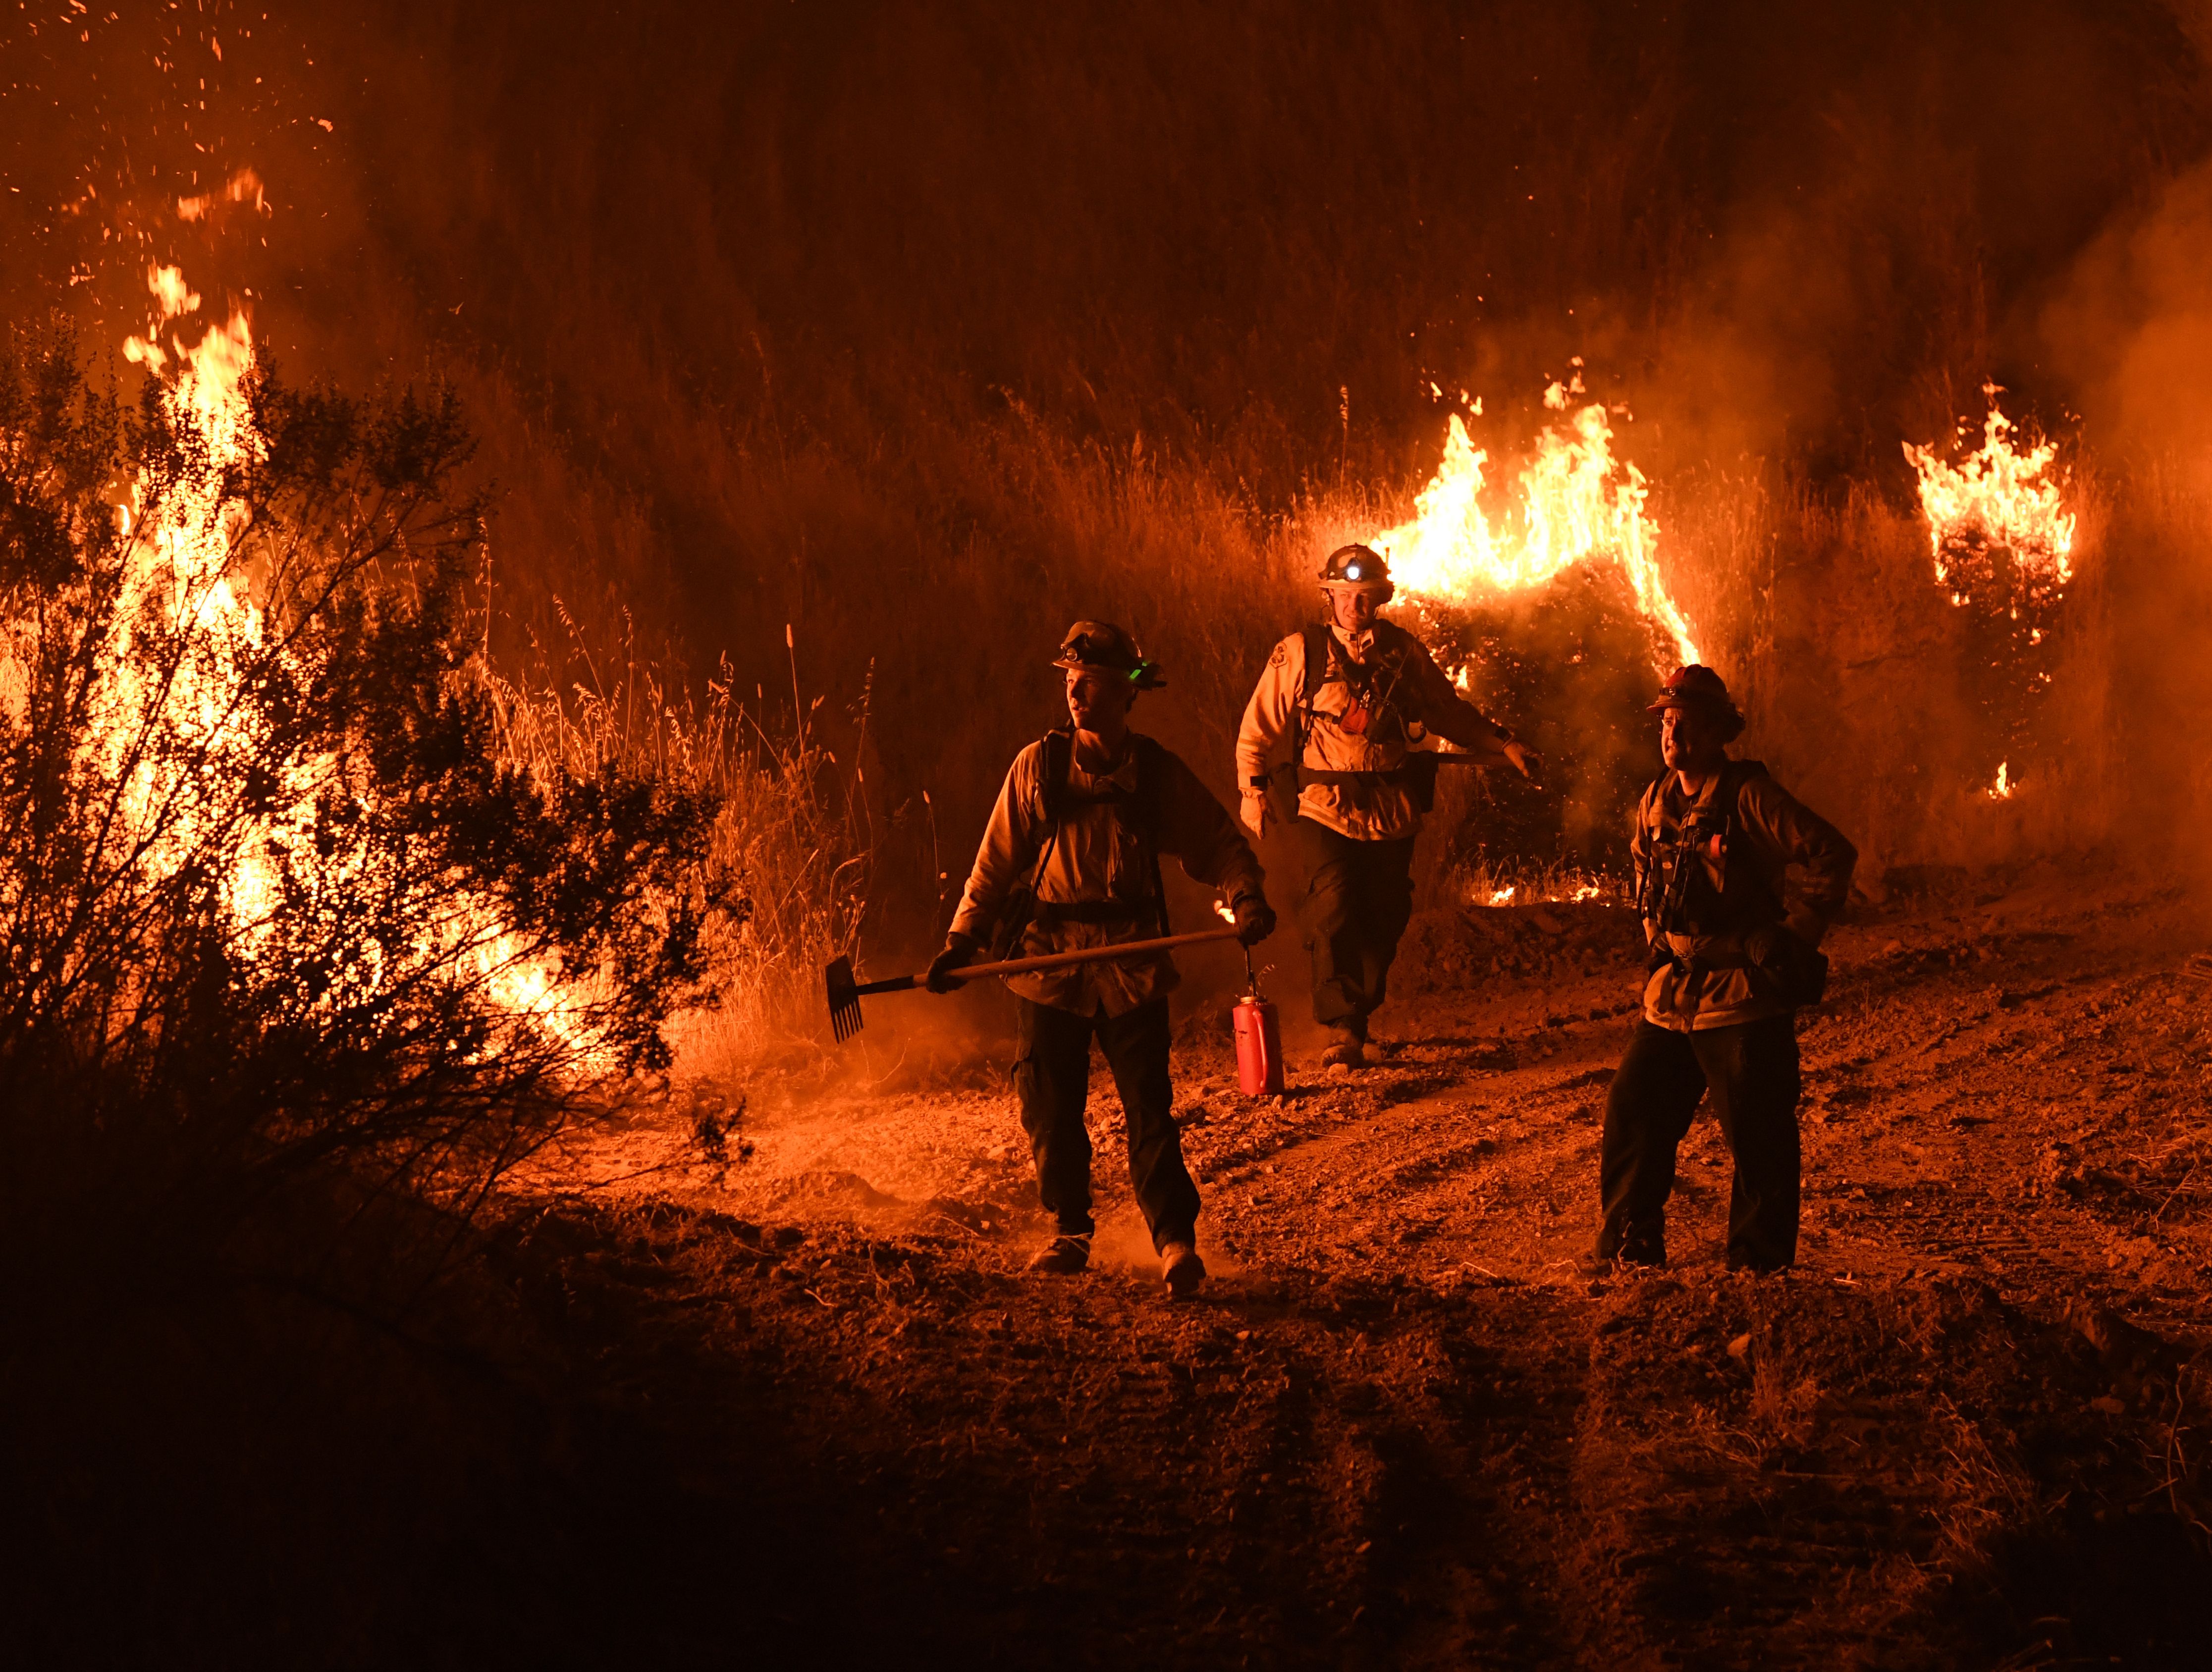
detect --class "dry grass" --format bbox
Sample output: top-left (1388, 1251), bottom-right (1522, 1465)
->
top-left (481, 627), bottom-right (873, 1081)
top-left (472, 411), bottom-right (2161, 1067)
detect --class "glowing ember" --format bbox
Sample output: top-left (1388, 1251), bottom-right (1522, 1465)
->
top-left (1903, 387), bottom-right (2076, 605)
top-left (1365, 369), bottom-right (1701, 668)
top-left (1489, 885), bottom-right (1517, 906)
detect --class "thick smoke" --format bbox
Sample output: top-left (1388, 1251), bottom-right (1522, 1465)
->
top-left (7, 0), bottom-right (2212, 933)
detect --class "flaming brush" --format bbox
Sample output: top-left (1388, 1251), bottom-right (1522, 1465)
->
top-left (825, 927), bottom-right (1241, 1042)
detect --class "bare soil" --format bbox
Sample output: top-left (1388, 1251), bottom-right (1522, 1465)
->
top-left (473, 863), bottom-right (2212, 1665)
top-left (69, 867), bottom-right (2194, 1663)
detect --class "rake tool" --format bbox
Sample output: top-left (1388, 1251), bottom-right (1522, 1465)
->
top-left (825, 926), bottom-right (1241, 1042)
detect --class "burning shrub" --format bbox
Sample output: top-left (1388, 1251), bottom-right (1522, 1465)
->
top-left (0, 326), bottom-right (722, 1301)
top-left (1905, 391), bottom-right (2080, 795)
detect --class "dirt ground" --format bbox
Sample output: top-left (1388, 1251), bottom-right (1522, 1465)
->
top-left (510, 858), bottom-right (2212, 1669)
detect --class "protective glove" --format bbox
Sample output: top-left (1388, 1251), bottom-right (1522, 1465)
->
top-left (1644, 938), bottom-right (1676, 974)
top-left (1239, 788), bottom-right (1273, 841)
top-left (925, 932), bottom-right (980, 993)
top-left (1742, 922), bottom-right (1791, 970)
top-left (1232, 894), bottom-right (1278, 947)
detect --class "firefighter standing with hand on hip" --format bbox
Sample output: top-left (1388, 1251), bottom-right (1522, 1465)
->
top-left (1589, 665), bottom-right (1856, 1276)
top-left (1237, 545), bottom-right (1541, 1068)
top-left (926, 622), bottom-right (1275, 1297)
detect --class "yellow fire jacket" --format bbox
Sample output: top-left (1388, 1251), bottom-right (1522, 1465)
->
top-left (949, 733), bottom-right (1266, 1017)
top-left (1633, 763), bottom-right (1858, 1032)
top-left (1235, 619), bottom-right (1512, 841)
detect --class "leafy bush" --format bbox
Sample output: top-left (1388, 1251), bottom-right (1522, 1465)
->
top-left (0, 328), bottom-right (724, 1301)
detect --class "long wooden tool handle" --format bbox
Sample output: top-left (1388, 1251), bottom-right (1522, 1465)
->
top-left (957, 925), bottom-right (1240, 980)
top-left (848, 926), bottom-right (1243, 998)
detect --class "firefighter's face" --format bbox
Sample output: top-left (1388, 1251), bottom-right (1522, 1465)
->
top-left (1327, 586), bottom-right (1385, 632)
top-left (1065, 666), bottom-right (1134, 734)
top-left (1661, 704), bottom-right (1727, 770)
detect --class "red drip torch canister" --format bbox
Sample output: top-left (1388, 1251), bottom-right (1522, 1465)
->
top-left (1233, 949), bottom-right (1285, 1098)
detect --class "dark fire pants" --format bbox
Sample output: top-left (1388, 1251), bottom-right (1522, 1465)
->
top-left (1293, 816), bottom-right (1418, 1034)
top-left (1596, 1016), bottom-right (1803, 1272)
top-left (1014, 996), bottom-right (1200, 1251)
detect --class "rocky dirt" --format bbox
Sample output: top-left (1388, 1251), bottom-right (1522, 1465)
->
top-left (507, 858), bottom-right (2212, 1668)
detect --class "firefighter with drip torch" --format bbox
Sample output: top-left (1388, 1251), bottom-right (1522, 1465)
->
top-left (1236, 545), bottom-right (1542, 1067)
top-left (1589, 665), bottom-right (1857, 1276)
top-left (925, 622), bottom-right (1275, 1296)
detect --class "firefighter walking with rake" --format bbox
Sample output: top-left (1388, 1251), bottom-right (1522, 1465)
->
top-left (920, 622), bottom-right (1274, 1296)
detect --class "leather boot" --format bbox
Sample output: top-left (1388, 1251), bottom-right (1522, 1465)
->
top-left (1025, 1234), bottom-right (1091, 1275)
top-left (1160, 1241), bottom-right (1205, 1297)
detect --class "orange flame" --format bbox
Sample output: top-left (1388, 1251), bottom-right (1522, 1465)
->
top-left (1903, 388), bottom-right (2075, 605)
top-left (175, 167), bottom-right (268, 224)
top-left (102, 262), bottom-right (600, 1058)
top-left (1987, 761), bottom-right (2013, 800)
top-left (1470, 872), bottom-right (1611, 908)
top-left (1365, 371), bottom-right (1700, 669)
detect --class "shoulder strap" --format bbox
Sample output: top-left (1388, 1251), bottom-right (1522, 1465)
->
top-left (1128, 735), bottom-right (1168, 846)
top-left (1716, 758), bottom-right (1769, 831)
top-left (1024, 728), bottom-right (1075, 894)
top-left (1372, 618), bottom-right (1418, 657)
top-left (1295, 624), bottom-right (1332, 759)
top-left (1715, 758), bottom-right (1783, 920)
top-left (1039, 728), bottom-right (1075, 831)
top-left (1300, 623), bottom-right (1333, 691)
top-left (1132, 735), bottom-right (1171, 935)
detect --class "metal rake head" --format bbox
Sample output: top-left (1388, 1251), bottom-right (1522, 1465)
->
top-left (825, 955), bottom-right (864, 1042)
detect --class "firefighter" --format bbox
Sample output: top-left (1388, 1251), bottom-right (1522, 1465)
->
top-left (926, 621), bottom-right (1275, 1296)
top-left (1236, 545), bottom-right (1541, 1067)
top-left (1591, 665), bottom-right (1857, 1275)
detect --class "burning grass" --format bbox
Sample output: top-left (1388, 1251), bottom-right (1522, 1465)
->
top-left (483, 636), bottom-right (875, 1079)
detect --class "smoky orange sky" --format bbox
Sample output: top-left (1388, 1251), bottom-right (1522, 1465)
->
top-left (7, 0), bottom-right (2212, 907)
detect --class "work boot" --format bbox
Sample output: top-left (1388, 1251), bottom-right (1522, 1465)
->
top-left (1320, 1026), bottom-right (1365, 1069)
top-left (1160, 1240), bottom-right (1206, 1297)
top-left (1576, 1247), bottom-right (1665, 1283)
top-left (1025, 1234), bottom-right (1091, 1275)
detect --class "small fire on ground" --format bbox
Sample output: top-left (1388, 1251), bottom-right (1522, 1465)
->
top-left (1477, 878), bottom-right (1609, 908)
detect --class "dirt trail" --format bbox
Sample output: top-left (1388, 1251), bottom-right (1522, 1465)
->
top-left (520, 864), bottom-right (2212, 1667)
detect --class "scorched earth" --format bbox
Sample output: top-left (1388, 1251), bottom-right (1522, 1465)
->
top-left (516, 859), bottom-right (2212, 1669)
